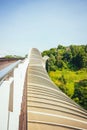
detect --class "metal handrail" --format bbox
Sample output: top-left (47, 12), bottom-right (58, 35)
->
top-left (0, 60), bottom-right (21, 83)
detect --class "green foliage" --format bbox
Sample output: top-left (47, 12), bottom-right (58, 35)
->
top-left (57, 60), bottom-right (67, 69)
top-left (49, 69), bottom-right (87, 104)
top-left (42, 44), bottom-right (87, 110)
top-left (58, 75), bottom-right (67, 84)
top-left (5, 55), bottom-right (14, 58)
top-left (69, 45), bottom-right (87, 69)
top-left (49, 70), bottom-right (75, 98)
top-left (71, 52), bottom-right (86, 69)
top-left (57, 44), bottom-right (65, 50)
top-left (62, 51), bottom-right (72, 62)
top-left (42, 44), bottom-right (87, 71)
top-left (5, 55), bottom-right (24, 59)
top-left (72, 79), bottom-right (87, 110)
top-left (42, 50), bottom-right (50, 57)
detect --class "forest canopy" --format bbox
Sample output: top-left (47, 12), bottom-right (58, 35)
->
top-left (42, 44), bottom-right (87, 110)
top-left (42, 44), bottom-right (87, 71)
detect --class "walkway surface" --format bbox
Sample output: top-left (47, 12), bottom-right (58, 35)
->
top-left (22, 48), bottom-right (87, 130)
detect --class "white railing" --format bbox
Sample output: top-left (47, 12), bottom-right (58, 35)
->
top-left (0, 60), bottom-right (21, 84)
top-left (0, 58), bottom-right (29, 130)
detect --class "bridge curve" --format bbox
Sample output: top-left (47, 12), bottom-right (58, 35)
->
top-left (20, 48), bottom-right (87, 130)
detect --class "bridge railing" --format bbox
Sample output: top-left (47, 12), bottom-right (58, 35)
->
top-left (0, 60), bottom-right (21, 84)
top-left (0, 58), bottom-right (29, 130)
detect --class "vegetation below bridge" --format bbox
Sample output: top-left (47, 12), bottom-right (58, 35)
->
top-left (42, 44), bottom-right (87, 110)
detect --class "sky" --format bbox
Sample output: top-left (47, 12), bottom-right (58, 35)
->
top-left (0, 0), bottom-right (87, 56)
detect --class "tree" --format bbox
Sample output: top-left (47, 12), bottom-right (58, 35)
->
top-left (42, 44), bottom-right (87, 110)
top-left (72, 79), bottom-right (87, 110)
top-left (49, 48), bottom-right (57, 56)
top-left (71, 52), bottom-right (86, 69)
top-left (57, 60), bottom-right (66, 69)
top-left (57, 45), bottom-right (65, 50)
top-left (5, 55), bottom-right (14, 58)
top-left (62, 51), bottom-right (72, 62)
top-left (48, 54), bottom-right (57, 71)
top-left (42, 50), bottom-right (50, 57)
top-left (70, 45), bottom-right (79, 57)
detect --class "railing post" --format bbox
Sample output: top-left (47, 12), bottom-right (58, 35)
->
top-left (7, 77), bottom-right (14, 130)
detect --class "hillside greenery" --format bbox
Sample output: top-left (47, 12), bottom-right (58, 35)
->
top-left (5, 55), bottom-right (24, 59)
top-left (42, 45), bottom-right (87, 110)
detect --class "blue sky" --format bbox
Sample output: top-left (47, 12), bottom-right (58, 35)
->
top-left (0, 0), bottom-right (87, 56)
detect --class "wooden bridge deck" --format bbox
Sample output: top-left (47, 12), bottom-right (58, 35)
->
top-left (19, 48), bottom-right (87, 130)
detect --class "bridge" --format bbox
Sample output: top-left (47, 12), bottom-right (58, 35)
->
top-left (0, 48), bottom-right (87, 130)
